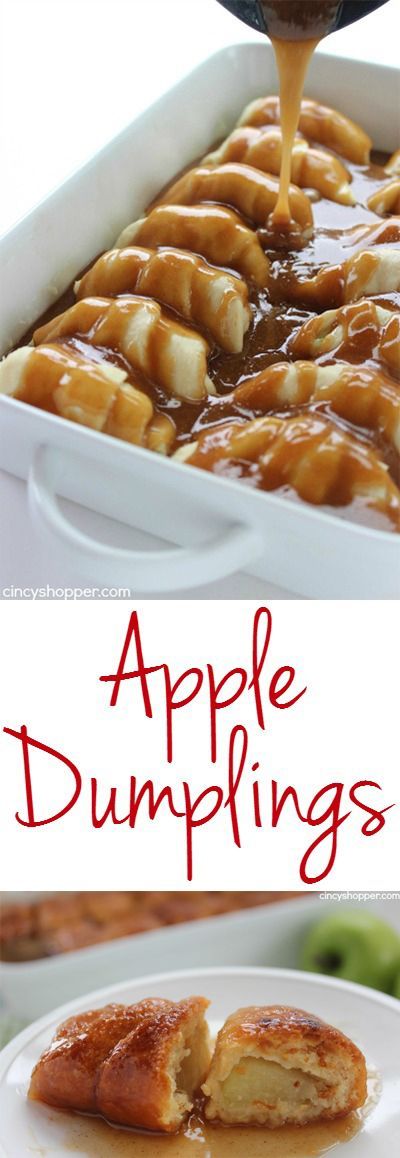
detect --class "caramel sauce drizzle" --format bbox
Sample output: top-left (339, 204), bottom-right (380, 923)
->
top-left (271, 37), bottom-right (319, 227)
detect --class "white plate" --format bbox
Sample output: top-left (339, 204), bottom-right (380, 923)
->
top-left (0, 966), bottom-right (399, 1156)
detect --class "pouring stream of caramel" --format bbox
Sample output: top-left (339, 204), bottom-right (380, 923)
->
top-left (271, 36), bottom-right (319, 225)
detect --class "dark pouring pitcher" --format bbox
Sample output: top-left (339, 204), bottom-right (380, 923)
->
top-left (215, 1), bottom-right (390, 38)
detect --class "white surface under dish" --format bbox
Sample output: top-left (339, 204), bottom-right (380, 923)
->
top-left (1, 43), bottom-right (399, 596)
top-left (2, 895), bottom-right (400, 1021)
top-left (0, 966), bottom-right (399, 1156)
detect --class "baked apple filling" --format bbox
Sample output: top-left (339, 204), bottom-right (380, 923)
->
top-left (208, 1054), bottom-right (330, 1124)
top-left (203, 1004), bottom-right (367, 1128)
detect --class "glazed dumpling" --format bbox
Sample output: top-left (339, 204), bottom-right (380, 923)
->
top-left (290, 300), bottom-right (399, 371)
top-left (238, 95), bottom-right (371, 164)
top-left (157, 163), bottom-right (313, 231)
top-left (29, 997), bottom-right (211, 1132)
top-left (33, 296), bottom-right (214, 403)
top-left (283, 247), bottom-right (400, 309)
top-left (115, 204), bottom-right (270, 287)
top-left (202, 1005), bottom-right (367, 1127)
top-left (234, 361), bottom-right (400, 453)
top-left (0, 344), bottom-right (175, 452)
top-left (176, 413), bottom-right (400, 528)
top-left (344, 248), bottom-right (400, 303)
top-left (76, 246), bottom-right (251, 354)
top-left (386, 149), bottom-right (400, 177)
top-left (205, 126), bottom-right (355, 205)
top-left (367, 180), bottom-right (400, 216)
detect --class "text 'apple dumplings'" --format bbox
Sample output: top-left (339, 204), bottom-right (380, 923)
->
top-left (234, 362), bottom-right (400, 455)
top-left (0, 344), bottom-right (175, 453)
top-left (205, 126), bottom-right (355, 206)
top-left (157, 163), bottom-right (313, 232)
top-left (238, 96), bottom-right (372, 165)
top-left (116, 203), bottom-right (270, 287)
top-left (175, 414), bottom-right (400, 529)
top-left (33, 296), bottom-right (214, 403)
top-left (76, 246), bottom-right (251, 354)
top-left (290, 300), bottom-right (400, 377)
top-left (29, 997), bottom-right (211, 1133)
top-left (202, 1005), bottom-right (367, 1127)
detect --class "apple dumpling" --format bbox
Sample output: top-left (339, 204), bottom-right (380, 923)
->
top-left (29, 996), bottom-right (211, 1133)
top-left (202, 1004), bottom-right (367, 1127)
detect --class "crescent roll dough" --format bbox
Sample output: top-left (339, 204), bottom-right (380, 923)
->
top-left (0, 344), bottom-right (175, 452)
top-left (33, 296), bottom-right (214, 403)
top-left (202, 1005), bottom-right (367, 1127)
top-left (205, 127), bottom-right (355, 205)
top-left (29, 997), bottom-right (211, 1133)
top-left (238, 96), bottom-right (371, 165)
top-left (284, 248), bottom-right (400, 309)
top-left (235, 361), bottom-right (400, 454)
top-left (344, 249), bottom-right (400, 303)
top-left (290, 300), bottom-right (399, 371)
top-left (176, 413), bottom-right (400, 526)
top-left (158, 163), bottom-right (313, 230)
top-left (367, 180), bottom-right (400, 216)
top-left (386, 149), bottom-right (400, 177)
top-left (76, 246), bottom-right (251, 354)
top-left (116, 204), bottom-right (270, 287)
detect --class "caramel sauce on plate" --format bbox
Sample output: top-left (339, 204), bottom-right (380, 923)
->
top-left (61, 1107), bottom-right (361, 1157)
top-left (48, 1073), bottom-right (382, 1158)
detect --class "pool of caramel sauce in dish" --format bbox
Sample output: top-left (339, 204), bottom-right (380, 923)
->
top-left (22, 148), bottom-right (399, 533)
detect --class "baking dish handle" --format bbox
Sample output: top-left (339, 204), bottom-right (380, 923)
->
top-left (28, 445), bottom-right (263, 592)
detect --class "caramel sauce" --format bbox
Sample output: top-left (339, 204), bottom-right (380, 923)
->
top-left (60, 1107), bottom-right (361, 1157)
top-left (271, 38), bottom-right (318, 226)
top-left (33, 1070), bottom-right (381, 1158)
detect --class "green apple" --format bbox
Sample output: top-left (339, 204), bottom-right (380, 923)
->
top-left (392, 970), bottom-right (400, 1000)
top-left (300, 908), bottom-right (400, 993)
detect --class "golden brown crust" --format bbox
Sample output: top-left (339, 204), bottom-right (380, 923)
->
top-left (29, 997), bottom-right (211, 1133)
top-left (97, 996), bottom-right (210, 1131)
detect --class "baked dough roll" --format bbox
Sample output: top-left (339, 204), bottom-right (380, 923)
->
top-left (76, 246), bottom-right (251, 354)
top-left (0, 344), bottom-right (175, 452)
top-left (290, 301), bottom-right (398, 368)
top-left (235, 361), bottom-right (400, 454)
top-left (29, 997), bottom-right (211, 1133)
top-left (367, 180), bottom-right (400, 216)
top-left (157, 163), bottom-right (313, 231)
top-left (386, 149), bottom-right (400, 177)
top-left (116, 204), bottom-right (270, 287)
top-left (205, 127), bottom-right (355, 206)
top-left (176, 414), bottom-right (400, 527)
top-left (33, 296), bottom-right (214, 403)
top-left (97, 996), bottom-right (211, 1131)
top-left (238, 95), bottom-right (371, 165)
top-left (202, 1005), bottom-right (367, 1127)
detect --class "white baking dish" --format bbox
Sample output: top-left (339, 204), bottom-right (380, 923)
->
top-left (0, 43), bottom-right (399, 596)
top-left (2, 894), bottom-right (399, 1020)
